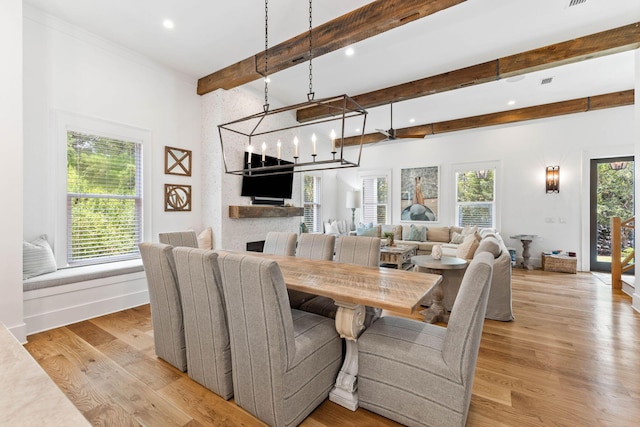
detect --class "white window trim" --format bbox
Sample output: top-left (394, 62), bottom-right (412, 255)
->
top-left (358, 169), bottom-right (391, 225)
top-left (54, 111), bottom-right (153, 268)
top-left (452, 161), bottom-right (501, 230)
top-left (301, 172), bottom-right (323, 233)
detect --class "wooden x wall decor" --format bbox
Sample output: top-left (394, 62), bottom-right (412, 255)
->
top-left (165, 146), bottom-right (192, 176)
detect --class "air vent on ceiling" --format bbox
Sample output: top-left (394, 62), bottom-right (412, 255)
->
top-left (568, 0), bottom-right (587, 7)
top-left (541, 77), bottom-right (554, 85)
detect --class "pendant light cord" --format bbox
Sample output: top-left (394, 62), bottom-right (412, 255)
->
top-left (263, 0), bottom-right (269, 112)
top-left (307, 0), bottom-right (314, 101)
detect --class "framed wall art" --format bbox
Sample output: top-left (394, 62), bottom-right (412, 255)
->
top-left (164, 184), bottom-right (192, 212)
top-left (165, 146), bottom-right (192, 176)
top-left (400, 166), bottom-right (439, 222)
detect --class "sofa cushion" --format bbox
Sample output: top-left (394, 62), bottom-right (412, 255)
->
top-left (428, 226), bottom-right (450, 243)
top-left (450, 231), bottom-right (466, 244)
top-left (23, 235), bottom-right (58, 280)
top-left (477, 236), bottom-right (502, 258)
top-left (406, 224), bottom-right (427, 241)
top-left (357, 223), bottom-right (380, 237)
top-left (456, 234), bottom-right (479, 259)
top-left (197, 227), bottom-right (213, 249)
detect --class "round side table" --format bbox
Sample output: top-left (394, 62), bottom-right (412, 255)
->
top-left (411, 255), bottom-right (468, 323)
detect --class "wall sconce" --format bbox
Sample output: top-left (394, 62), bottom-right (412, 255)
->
top-left (609, 161), bottom-right (628, 171)
top-left (546, 166), bottom-right (560, 193)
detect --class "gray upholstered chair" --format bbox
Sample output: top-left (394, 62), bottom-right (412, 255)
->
top-left (217, 252), bottom-right (342, 427)
top-left (295, 233), bottom-right (335, 260)
top-left (172, 247), bottom-right (233, 400)
top-left (138, 242), bottom-right (187, 371)
top-left (299, 235), bottom-right (382, 327)
top-left (357, 251), bottom-right (495, 427)
top-left (263, 231), bottom-right (297, 256)
top-left (158, 230), bottom-right (198, 248)
top-left (288, 233), bottom-right (336, 308)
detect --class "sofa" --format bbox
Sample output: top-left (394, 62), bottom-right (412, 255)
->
top-left (355, 223), bottom-right (514, 321)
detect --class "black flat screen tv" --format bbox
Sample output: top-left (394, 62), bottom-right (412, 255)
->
top-left (240, 152), bottom-right (294, 202)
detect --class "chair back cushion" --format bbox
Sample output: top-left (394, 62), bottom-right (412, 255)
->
top-left (158, 231), bottom-right (198, 248)
top-left (263, 232), bottom-right (298, 256)
top-left (442, 251), bottom-right (493, 383)
top-left (173, 247), bottom-right (233, 399)
top-left (296, 233), bottom-right (335, 260)
top-left (138, 242), bottom-right (187, 371)
top-left (217, 252), bottom-right (295, 421)
top-left (334, 235), bottom-right (381, 267)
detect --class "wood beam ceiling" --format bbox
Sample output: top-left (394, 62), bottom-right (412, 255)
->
top-left (196, 0), bottom-right (465, 95)
top-left (339, 90), bottom-right (634, 146)
top-left (296, 22), bottom-right (640, 123)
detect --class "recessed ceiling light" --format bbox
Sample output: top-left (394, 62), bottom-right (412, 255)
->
top-left (355, 128), bottom-right (361, 133)
top-left (409, 118), bottom-right (415, 123)
top-left (345, 47), bottom-right (355, 57)
top-left (162, 19), bottom-right (175, 30)
top-left (507, 100), bottom-right (516, 106)
top-left (506, 75), bottom-right (525, 83)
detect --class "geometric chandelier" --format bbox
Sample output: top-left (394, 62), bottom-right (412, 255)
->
top-left (217, 0), bottom-right (367, 177)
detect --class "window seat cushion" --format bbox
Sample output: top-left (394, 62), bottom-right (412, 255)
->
top-left (23, 259), bottom-right (144, 292)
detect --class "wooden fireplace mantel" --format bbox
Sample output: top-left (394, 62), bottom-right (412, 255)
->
top-left (228, 205), bottom-right (304, 219)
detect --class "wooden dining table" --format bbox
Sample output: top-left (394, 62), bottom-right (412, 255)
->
top-left (234, 252), bottom-right (442, 411)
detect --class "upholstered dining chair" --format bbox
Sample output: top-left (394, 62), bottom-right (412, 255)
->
top-left (217, 252), bottom-right (342, 427)
top-left (158, 230), bottom-right (198, 248)
top-left (172, 247), bottom-right (233, 400)
top-left (299, 235), bottom-right (382, 327)
top-left (357, 251), bottom-right (495, 427)
top-left (288, 233), bottom-right (336, 308)
top-left (263, 231), bottom-right (298, 256)
top-left (138, 242), bottom-right (187, 371)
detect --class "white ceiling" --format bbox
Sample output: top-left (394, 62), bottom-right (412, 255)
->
top-left (23, 0), bottom-right (640, 135)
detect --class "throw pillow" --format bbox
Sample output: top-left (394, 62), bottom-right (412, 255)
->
top-left (23, 235), bottom-right (57, 279)
top-left (477, 236), bottom-right (502, 258)
top-left (357, 226), bottom-right (379, 237)
top-left (450, 231), bottom-right (465, 244)
top-left (406, 224), bottom-right (426, 242)
top-left (456, 234), bottom-right (479, 260)
top-left (326, 220), bottom-right (340, 235)
top-left (197, 227), bottom-right (213, 250)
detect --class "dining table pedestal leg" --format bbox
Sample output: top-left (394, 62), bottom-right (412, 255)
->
top-left (329, 301), bottom-right (365, 411)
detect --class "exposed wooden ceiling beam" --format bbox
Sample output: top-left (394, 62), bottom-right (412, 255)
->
top-left (340, 90), bottom-right (634, 146)
top-left (196, 0), bottom-right (465, 95)
top-left (297, 22), bottom-right (640, 122)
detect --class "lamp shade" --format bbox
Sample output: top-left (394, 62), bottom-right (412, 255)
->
top-left (346, 190), bottom-right (361, 209)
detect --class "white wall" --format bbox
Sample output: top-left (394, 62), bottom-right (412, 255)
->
top-left (201, 87), bottom-right (303, 251)
top-left (634, 48), bottom-right (640, 313)
top-left (334, 106), bottom-right (635, 270)
top-left (0, 0), bottom-right (26, 341)
top-left (22, 5), bottom-right (203, 250)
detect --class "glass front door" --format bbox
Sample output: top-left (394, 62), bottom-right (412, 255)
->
top-left (590, 156), bottom-right (634, 272)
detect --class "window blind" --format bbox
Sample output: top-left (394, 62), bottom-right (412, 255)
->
top-left (67, 131), bottom-right (142, 265)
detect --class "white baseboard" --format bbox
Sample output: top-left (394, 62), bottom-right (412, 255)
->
top-left (6, 322), bottom-right (27, 344)
top-left (23, 272), bottom-right (149, 336)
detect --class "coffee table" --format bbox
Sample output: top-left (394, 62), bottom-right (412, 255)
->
top-left (411, 255), bottom-right (468, 323)
top-left (380, 244), bottom-right (417, 270)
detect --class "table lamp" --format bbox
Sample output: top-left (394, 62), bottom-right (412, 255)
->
top-left (346, 190), bottom-right (361, 231)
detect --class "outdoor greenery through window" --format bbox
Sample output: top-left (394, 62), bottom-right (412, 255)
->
top-left (362, 175), bottom-right (389, 224)
top-left (67, 131), bottom-right (142, 265)
top-left (455, 169), bottom-right (495, 228)
top-left (303, 175), bottom-right (322, 233)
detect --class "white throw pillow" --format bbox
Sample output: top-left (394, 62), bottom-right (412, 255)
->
top-left (23, 235), bottom-right (57, 279)
top-left (326, 220), bottom-right (340, 234)
top-left (197, 227), bottom-right (213, 249)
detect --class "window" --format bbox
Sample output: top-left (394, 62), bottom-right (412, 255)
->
top-left (361, 172), bottom-right (390, 224)
top-left (303, 174), bottom-right (322, 233)
top-left (455, 167), bottom-right (496, 228)
top-left (66, 130), bottom-right (143, 265)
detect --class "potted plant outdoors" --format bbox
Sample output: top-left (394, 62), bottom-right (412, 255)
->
top-left (383, 231), bottom-right (395, 247)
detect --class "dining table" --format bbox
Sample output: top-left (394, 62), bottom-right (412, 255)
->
top-left (237, 252), bottom-right (442, 411)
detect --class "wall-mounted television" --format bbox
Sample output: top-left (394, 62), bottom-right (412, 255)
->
top-left (240, 152), bottom-right (294, 203)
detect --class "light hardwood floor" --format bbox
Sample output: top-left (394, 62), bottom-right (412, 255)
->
top-left (25, 270), bottom-right (640, 426)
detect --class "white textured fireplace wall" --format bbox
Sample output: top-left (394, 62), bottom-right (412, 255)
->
top-left (201, 87), bottom-right (302, 251)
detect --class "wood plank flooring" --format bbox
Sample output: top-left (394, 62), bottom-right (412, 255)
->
top-left (24, 270), bottom-right (640, 426)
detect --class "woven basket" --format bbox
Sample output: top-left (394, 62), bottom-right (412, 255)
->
top-left (541, 253), bottom-right (576, 274)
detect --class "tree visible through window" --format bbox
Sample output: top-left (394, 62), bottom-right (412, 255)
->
top-left (455, 169), bottom-right (495, 228)
top-left (303, 175), bottom-right (322, 233)
top-left (67, 131), bottom-right (142, 265)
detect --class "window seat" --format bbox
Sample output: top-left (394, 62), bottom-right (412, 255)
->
top-left (23, 259), bottom-right (144, 292)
